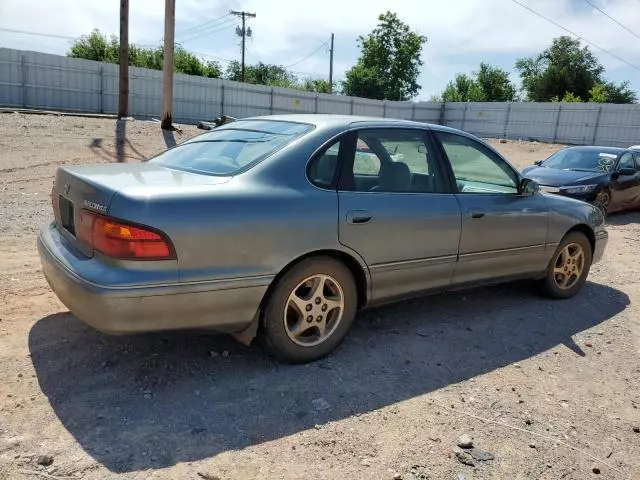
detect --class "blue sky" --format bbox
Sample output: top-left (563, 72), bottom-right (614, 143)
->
top-left (0, 0), bottom-right (638, 100)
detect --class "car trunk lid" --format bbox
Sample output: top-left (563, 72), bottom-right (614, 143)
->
top-left (53, 163), bottom-right (230, 257)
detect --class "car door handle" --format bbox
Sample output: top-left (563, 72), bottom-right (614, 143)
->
top-left (470, 211), bottom-right (485, 219)
top-left (346, 210), bottom-right (372, 224)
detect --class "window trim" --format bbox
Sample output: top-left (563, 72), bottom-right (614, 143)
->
top-left (337, 126), bottom-right (453, 195)
top-left (432, 130), bottom-right (522, 195)
top-left (305, 132), bottom-right (350, 191)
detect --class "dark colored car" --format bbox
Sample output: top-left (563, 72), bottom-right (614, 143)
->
top-left (522, 145), bottom-right (640, 214)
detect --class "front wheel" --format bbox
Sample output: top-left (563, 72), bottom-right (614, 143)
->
top-left (592, 189), bottom-right (610, 217)
top-left (260, 257), bottom-right (357, 363)
top-left (542, 232), bottom-right (592, 299)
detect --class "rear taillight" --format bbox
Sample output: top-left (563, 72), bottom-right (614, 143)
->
top-left (77, 210), bottom-right (174, 260)
top-left (51, 188), bottom-right (59, 218)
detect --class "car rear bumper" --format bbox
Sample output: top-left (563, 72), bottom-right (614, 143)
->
top-left (38, 223), bottom-right (270, 335)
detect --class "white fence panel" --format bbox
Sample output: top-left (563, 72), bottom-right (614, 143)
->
top-left (595, 104), bottom-right (640, 146)
top-left (317, 93), bottom-right (351, 114)
top-left (384, 101), bottom-right (413, 120)
top-left (463, 103), bottom-right (509, 138)
top-left (413, 102), bottom-right (442, 123)
top-left (352, 98), bottom-right (384, 117)
top-left (554, 103), bottom-right (600, 145)
top-left (507, 103), bottom-right (559, 142)
top-left (1, 48), bottom-right (640, 147)
top-left (272, 88), bottom-right (316, 114)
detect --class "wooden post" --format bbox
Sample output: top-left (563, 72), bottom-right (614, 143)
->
top-left (161, 0), bottom-right (176, 129)
top-left (118, 0), bottom-right (129, 118)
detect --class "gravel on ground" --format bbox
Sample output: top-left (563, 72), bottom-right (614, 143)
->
top-left (1, 112), bottom-right (638, 480)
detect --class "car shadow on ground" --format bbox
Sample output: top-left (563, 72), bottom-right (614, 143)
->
top-left (29, 281), bottom-right (629, 473)
top-left (606, 210), bottom-right (640, 226)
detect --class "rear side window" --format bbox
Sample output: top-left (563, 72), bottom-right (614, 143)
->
top-left (308, 139), bottom-right (341, 188)
top-left (149, 120), bottom-right (313, 176)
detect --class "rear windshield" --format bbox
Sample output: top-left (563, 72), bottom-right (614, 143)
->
top-left (149, 120), bottom-right (313, 175)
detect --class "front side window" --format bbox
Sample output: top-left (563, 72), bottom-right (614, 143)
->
top-left (617, 152), bottom-right (635, 171)
top-left (436, 132), bottom-right (518, 194)
top-left (149, 120), bottom-right (313, 176)
top-left (345, 129), bottom-right (444, 193)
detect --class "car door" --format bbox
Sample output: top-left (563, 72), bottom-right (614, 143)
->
top-left (609, 151), bottom-right (640, 211)
top-left (432, 131), bottom-right (549, 285)
top-left (337, 127), bottom-right (461, 302)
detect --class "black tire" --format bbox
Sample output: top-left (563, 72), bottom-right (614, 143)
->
top-left (592, 189), bottom-right (611, 218)
top-left (542, 231), bottom-right (592, 299)
top-left (260, 256), bottom-right (357, 363)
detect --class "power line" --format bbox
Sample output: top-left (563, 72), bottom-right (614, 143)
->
top-left (508, 0), bottom-right (640, 72)
top-left (0, 26), bottom-right (75, 41)
top-left (178, 19), bottom-right (239, 43)
top-left (284, 40), bottom-right (329, 68)
top-left (581, 0), bottom-right (640, 42)
top-left (175, 13), bottom-right (231, 38)
top-left (0, 26), bottom-right (159, 49)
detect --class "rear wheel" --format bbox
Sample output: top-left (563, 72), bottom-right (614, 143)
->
top-left (542, 231), bottom-right (592, 299)
top-left (261, 257), bottom-right (357, 363)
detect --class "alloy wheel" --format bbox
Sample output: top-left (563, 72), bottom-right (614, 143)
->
top-left (283, 274), bottom-right (344, 347)
top-left (552, 242), bottom-right (585, 290)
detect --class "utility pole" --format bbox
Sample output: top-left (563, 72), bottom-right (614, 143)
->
top-left (161, 0), bottom-right (176, 130)
top-left (329, 33), bottom-right (334, 94)
top-left (230, 10), bottom-right (256, 82)
top-left (118, 0), bottom-right (129, 118)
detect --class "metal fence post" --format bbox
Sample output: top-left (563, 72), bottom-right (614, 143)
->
top-left (270, 87), bottom-right (274, 114)
top-left (220, 83), bottom-right (225, 116)
top-left (314, 93), bottom-right (318, 114)
top-left (411, 103), bottom-right (416, 121)
top-left (461, 102), bottom-right (469, 131)
top-left (592, 105), bottom-right (603, 145)
top-left (350, 98), bottom-right (354, 115)
top-left (99, 67), bottom-right (104, 113)
top-left (21, 55), bottom-right (27, 108)
top-left (503, 102), bottom-right (512, 139)
top-left (553, 104), bottom-right (562, 143)
top-left (382, 100), bottom-right (387, 118)
top-left (439, 102), bottom-right (446, 125)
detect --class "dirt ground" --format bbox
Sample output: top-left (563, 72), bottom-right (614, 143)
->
top-left (0, 112), bottom-right (638, 480)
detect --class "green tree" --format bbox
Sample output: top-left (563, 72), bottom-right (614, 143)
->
top-left (551, 91), bottom-right (582, 102)
top-left (515, 36), bottom-right (635, 103)
top-left (68, 29), bottom-right (119, 63)
top-left (342, 12), bottom-right (427, 100)
top-left (68, 30), bottom-right (221, 78)
top-left (588, 81), bottom-right (636, 103)
top-left (438, 63), bottom-right (516, 102)
top-left (225, 61), bottom-right (298, 88)
top-left (441, 74), bottom-right (485, 102)
top-left (300, 78), bottom-right (334, 94)
top-left (475, 62), bottom-right (517, 101)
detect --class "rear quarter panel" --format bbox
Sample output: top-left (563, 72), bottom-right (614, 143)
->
top-left (108, 177), bottom-right (342, 284)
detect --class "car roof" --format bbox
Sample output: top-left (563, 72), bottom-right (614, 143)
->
top-left (627, 145), bottom-right (640, 151)
top-left (243, 114), bottom-right (445, 130)
top-left (561, 145), bottom-right (624, 153)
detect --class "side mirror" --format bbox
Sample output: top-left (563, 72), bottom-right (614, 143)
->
top-left (534, 160), bottom-right (542, 166)
top-left (519, 177), bottom-right (539, 195)
top-left (613, 167), bottom-right (636, 178)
